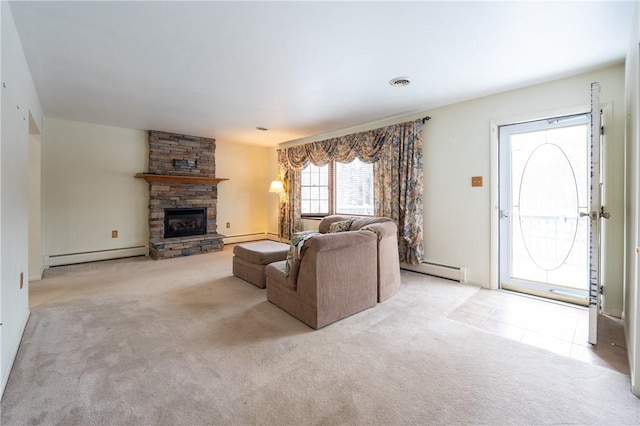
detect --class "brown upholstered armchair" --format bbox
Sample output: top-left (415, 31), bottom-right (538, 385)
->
top-left (318, 216), bottom-right (401, 302)
top-left (265, 230), bottom-right (378, 329)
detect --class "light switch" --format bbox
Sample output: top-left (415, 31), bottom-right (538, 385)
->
top-left (471, 176), bottom-right (483, 187)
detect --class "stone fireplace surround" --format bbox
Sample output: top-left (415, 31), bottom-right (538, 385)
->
top-left (138, 130), bottom-right (226, 260)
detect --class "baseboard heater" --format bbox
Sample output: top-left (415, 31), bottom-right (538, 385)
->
top-left (402, 261), bottom-right (467, 283)
top-left (46, 246), bottom-right (148, 267)
top-left (223, 233), bottom-right (269, 244)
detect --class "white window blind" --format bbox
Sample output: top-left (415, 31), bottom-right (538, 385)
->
top-left (301, 159), bottom-right (374, 216)
top-left (335, 159), bottom-right (374, 215)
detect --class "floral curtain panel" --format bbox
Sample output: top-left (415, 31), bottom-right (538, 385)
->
top-left (276, 149), bottom-right (301, 242)
top-left (373, 120), bottom-right (424, 264)
top-left (276, 118), bottom-right (426, 264)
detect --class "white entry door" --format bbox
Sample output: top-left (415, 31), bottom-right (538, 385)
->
top-left (498, 84), bottom-right (605, 344)
top-left (499, 112), bottom-right (591, 303)
top-left (587, 82), bottom-right (604, 345)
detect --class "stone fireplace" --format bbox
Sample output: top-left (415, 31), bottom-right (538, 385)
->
top-left (137, 130), bottom-right (227, 260)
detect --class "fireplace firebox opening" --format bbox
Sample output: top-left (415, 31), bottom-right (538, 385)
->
top-left (164, 208), bottom-right (207, 238)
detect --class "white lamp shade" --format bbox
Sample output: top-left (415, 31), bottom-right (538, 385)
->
top-left (269, 180), bottom-right (284, 193)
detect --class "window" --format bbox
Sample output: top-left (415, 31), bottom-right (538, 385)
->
top-left (301, 159), bottom-right (374, 216)
top-left (301, 163), bottom-right (329, 215)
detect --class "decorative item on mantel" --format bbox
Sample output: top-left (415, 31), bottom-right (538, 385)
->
top-left (173, 159), bottom-right (196, 169)
top-left (134, 173), bottom-right (229, 184)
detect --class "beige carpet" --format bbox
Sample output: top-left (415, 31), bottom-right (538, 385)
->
top-left (1, 246), bottom-right (639, 425)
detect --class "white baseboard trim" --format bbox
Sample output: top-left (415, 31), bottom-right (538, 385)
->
top-left (45, 246), bottom-right (148, 267)
top-left (29, 265), bottom-right (45, 282)
top-left (1, 309), bottom-right (30, 401)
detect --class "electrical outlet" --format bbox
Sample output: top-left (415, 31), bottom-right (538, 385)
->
top-left (112, 230), bottom-right (118, 238)
top-left (226, 222), bottom-right (231, 229)
top-left (471, 176), bottom-right (483, 187)
top-left (20, 272), bottom-right (23, 289)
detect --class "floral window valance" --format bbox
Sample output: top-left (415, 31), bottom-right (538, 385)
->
top-left (280, 125), bottom-right (393, 171)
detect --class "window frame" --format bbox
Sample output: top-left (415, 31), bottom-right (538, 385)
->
top-left (300, 160), bottom-right (374, 218)
top-left (300, 162), bottom-right (333, 217)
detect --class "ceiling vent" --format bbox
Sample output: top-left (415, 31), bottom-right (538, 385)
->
top-left (389, 77), bottom-right (412, 87)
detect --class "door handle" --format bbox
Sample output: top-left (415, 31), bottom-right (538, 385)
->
top-left (580, 211), bottom-right (598, 220)
top-left (500, 210), bottom-right (509, 219)
top-left (580, 209), bottom-right (611, 220)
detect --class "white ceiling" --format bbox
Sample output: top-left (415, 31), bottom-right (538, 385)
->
top-left (8, 1), bottom-right (635, 147)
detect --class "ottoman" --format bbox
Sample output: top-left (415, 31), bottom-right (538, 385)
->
top-left (232, 240), bottom-right (290, 288)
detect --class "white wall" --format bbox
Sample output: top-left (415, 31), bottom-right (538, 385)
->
top-left (1, 1), bottom-right (44, 398)
top-left (43, 119), bottom-right (148, 265)
top-left (624, 1), bottom-right (640, 398)
top-left (216, 141), bottom-right (271, 243)
top-left (28, 130), bottom-right (42, 280)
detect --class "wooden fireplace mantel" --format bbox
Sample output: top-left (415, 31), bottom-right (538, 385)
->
top-left (135, 173), bottom-right (229, 184)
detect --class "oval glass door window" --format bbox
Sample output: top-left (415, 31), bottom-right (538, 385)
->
top-left (518, 143), bottom-right (579, 271)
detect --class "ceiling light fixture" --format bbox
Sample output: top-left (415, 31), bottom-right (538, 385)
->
top-left (389, 76), bottom-right (412, 87)
top-left (256, 126), bottom-right (268, 131)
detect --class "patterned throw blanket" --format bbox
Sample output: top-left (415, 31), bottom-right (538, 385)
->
top-left (285, 232), bottom-right (321, 277)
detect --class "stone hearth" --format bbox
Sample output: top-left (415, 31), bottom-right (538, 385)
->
top-left (141, 130), bottom-right (225, 260)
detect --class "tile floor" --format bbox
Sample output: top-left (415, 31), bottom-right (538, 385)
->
top-left (448, 288), bottom-right (629, 375)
